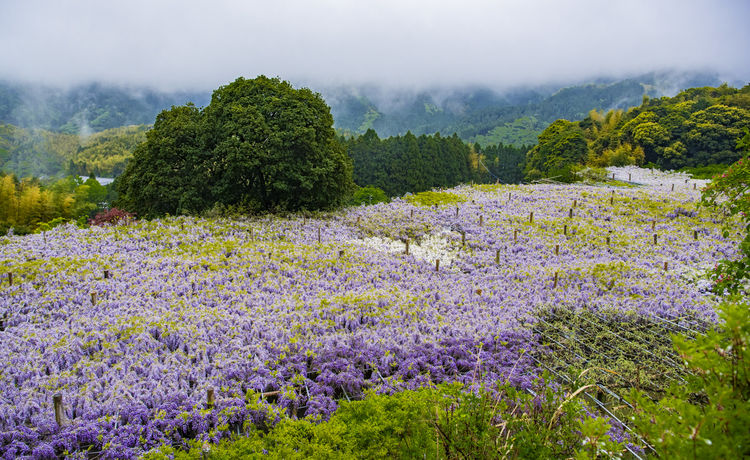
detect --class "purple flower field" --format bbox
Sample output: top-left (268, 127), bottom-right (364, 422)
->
top-left (0, 181), bottom-right (740, 458)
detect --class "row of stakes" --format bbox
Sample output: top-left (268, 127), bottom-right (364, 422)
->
top-left (1, 224), bottom-right (702, 301)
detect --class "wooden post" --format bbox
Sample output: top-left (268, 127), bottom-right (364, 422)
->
top-left (514, 229), bottom-right (518, 242)
top-left (693, 183), bottom-right (697, 190)
top-left (317, 227), bottom-right (321, 244)
top-left (90, 292), bottom-right (97, 305)
top-left (455, 207), bottom-right (459, 217)
top-left (338, 249), bottom-right (345, 258)
top-left (53, 393), bottom-right (64, 426)
top-left (191, 281), bottom-right (196, 295)
top-left (405, 239), bottom-right (410, 255)
top-left (663, 261), bottom-right (668, 271)
top-left (461, 231), bottom-right (466, 246)
top-left (606, 235), bottom-right (610, 246)
top-left (653, 234), bottom-right (658, 245)
top-left (104, 270), bottom-right (110, 279)
top-left (508, 192), bottom-right (511, 201)
top-left (693, 230), bottom-right (698, 240)
top-left (554, 244), bottom-right (559, 256)
top-left (7, 272), bottom-right (12, 286)
top-left (356, 216), bottom-right (360, 225)
top-left (495, 249), bottom-right (500, 264)
top-left (568, 208), bottom-right (573, 219)
top-left (529, 212), bottom-right (534, 223)
top-left (573, 199), bottom-right (577, 208)
top-left (0, 312), bottom-right (6, 332)
top-left (207, 387), bottom-right (215, 409)
top-left (410, 209), bottom-right (414, 218)
top-left (651, 221), bottom-right (655, 231)
top-left (563, 224), bottom-right (567, 236)
top-left (671, 183), bottom-right (675, 191)
top-left (553, 272), bottom-right (558, 289)
top-left (628, 173), bottom-right (631, 181)
top-left (435, 259), bottom-right (440, 272)
top-left (479, 215), bottom-right (483, 226)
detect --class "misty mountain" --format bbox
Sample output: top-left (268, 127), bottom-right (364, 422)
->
top-left (0, 81), bottom-right (210, 134)
top-left (0, 71), bottom-right (726, 148)
top-left (321, 71), bottom-right (725, 146)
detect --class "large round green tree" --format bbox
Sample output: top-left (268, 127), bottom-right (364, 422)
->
top-left (117, 76), bottom-right (353, 217)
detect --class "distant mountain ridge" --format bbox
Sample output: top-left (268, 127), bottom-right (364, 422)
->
top-left (0, 71), bottom-right (729, 152)
top-left (321, 71), bottom-right (726, 145)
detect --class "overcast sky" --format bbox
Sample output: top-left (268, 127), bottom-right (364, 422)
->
top-left (1, 0), bottom-right (748, 91)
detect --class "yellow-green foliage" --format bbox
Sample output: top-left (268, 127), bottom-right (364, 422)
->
top-left (405, 191), bottom-right (466, 207)
top-left (74, 125), bottom-right (149, 176)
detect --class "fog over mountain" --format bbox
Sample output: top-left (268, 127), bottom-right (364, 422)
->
top-left (1, 0), bottom-right (747, 91)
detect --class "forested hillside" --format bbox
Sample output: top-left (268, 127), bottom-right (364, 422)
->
top-left (525, 83), bottom-right (750, 181)
top-left (0, 81), bottom-right (208, 133)
top-left (326, 71), bottom-right (722, 145)
top-left (0, 124), bottom-right (148, 178)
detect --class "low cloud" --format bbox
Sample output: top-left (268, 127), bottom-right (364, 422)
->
top-left (1, 0), bottom-right (748, 91)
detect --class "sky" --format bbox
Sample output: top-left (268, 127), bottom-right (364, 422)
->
top-left (0, 0), bottom-right (748, 91)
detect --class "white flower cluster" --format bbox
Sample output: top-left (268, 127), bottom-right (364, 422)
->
top-left (607, 166), bottom-right (710, 190)
top-left (354, 228), bottom-right (461, 268)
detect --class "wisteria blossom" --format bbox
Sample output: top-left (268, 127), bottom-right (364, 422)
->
top-left (0, 174), bottom-right (740, 458)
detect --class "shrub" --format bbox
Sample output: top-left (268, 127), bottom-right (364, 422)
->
top-left (351, 186), bottom-right (389, 206)
top-left (629, 300), bottom-right (750, 458)
top-left (89, 207), bottom-right (135, 226)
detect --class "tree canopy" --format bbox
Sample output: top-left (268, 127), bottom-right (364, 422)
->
top-left (116, 76), bottom-right (354, 217)
top-left (524, 83), bottom-right (750, 181)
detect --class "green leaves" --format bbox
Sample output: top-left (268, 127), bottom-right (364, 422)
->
top-left (629, 301), bottom-right (750, 459)
top-left (117, 77), bottom-right (354, 217)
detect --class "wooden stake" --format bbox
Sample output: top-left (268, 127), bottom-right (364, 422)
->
top-left (356, 216), bottom-right (360, 225)
top-left (455, 207), bottom-right (459, 217)
top-left (410, 209), bottom-right (414, 218)
top-left (569, 208), bottom-right (573, 219)
top-left (693, 183), bottom-right (697, 190)
top-left (53, 393), bottom-right (64, 426)
top-left (207, 387), bottom-right (215, 409)
top-left (671, 183), bottom-right (675, 191)
top-left (104, 270), bottom-right (110, 279)
top-left (338, 249), bottom-right (345, 258)
top-left (606, 235), bottom-right (610, 246)
top-left (693, 230), bottom-right (698, 240)
top-left (573, 199), bottom-right (577, 208)
top-left (514, 229), bottom-right (518, 242)
top-left (651, 221), bottom-right (655, 231)
top-left (529, 212), bottom-right (534, 223)
top-left (612, 173), bottom-right (615, 179)
top-left (554, 244), bottom-right (559, 256)
top-left (7, 272), bottom-right (12, 286)
top-left (508, 192), bottom-right (511, 201)
top-left (628, 173), bottom-right (631, 181)
top-left (479, 215), bottom-right (483, 226)
top-left (495, 249), bottom-right (500, 264)
top-left (461, 231), bottom-right (466, 246)
top-left (317, 227), bottom-right (321, 243)
top-left (435, 259), bottom-right (440, 272)
top-left (405, 239), bottom-right (410, 255)
top-left (90, 292), bottom-right (97, 305)
top-left (663, 261), bottom-right (668, 271)
top-left (553, 272), bottom-right (558, 289)
top-left (653, 234), bottom-right (658, 245)
top-left (563, 224), bottom-right (567, 236)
